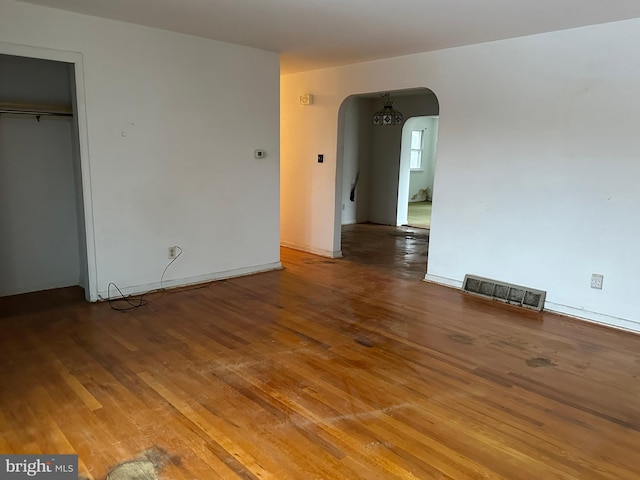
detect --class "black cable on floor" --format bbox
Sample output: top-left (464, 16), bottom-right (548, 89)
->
top-left (107, 282), bottom-right (150, 311)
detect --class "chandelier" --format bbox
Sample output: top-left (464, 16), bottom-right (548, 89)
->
top-left (372, 92), bottom-right (403, 126)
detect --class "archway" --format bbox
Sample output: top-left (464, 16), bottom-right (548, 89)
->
top-left (334, 88), bottom-right (439, 268)
top-left (397, 115), bottom-right (439, 228)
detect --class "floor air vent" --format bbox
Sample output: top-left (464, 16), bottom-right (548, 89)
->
top-left (462, 275), bottom-right (546, 311)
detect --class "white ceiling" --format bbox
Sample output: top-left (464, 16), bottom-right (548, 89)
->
top-left (16, 0), bottom-right (640, 73)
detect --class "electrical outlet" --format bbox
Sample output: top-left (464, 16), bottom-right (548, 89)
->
top-left (168, 246), bottom-right (177, 259)
top-left (590, 273), bottom-right (603, 290)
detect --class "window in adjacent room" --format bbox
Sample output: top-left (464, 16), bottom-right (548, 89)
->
top-left (410, 129), bottom-right (424, 171)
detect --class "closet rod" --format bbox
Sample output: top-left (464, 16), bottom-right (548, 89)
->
top-left (0, 102), bottom-right (73, 117)
top-left (0, 109), bottom-right (73, 117)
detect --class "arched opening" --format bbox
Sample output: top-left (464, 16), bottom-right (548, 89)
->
top-left (397, 115), bottom-right (439, 228)
top-left (334, 88), bottom-right (440, 277)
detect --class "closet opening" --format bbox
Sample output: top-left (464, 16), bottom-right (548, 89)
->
top-left (0, 53), bottom-right (92, 300)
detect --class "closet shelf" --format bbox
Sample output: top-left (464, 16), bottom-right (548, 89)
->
top-left (0, 101), bottom-right (73, 117)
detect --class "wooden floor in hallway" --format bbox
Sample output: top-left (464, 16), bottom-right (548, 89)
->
top-left (341, 223), bottom-right (429, 281)
top-left (1, 225), bottom-right (640, 479)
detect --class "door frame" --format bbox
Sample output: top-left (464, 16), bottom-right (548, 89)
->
top-left (397, 115), bottom-right (439, 226)
top-left (0, 41), bottom-right (98, 301)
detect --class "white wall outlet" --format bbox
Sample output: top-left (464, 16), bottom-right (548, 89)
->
top-left (590, 273), bottom-right (603, 289)
top-left (168, 246), bottom-right (177, 259)
top-left (254, 149), bottom-right (265, 159)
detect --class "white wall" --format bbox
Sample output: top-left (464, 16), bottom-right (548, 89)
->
top-left (281, 18), bottom-right (640, 331)
top-left (0, 54), bottom-right (72, 103)
top-left (369, 117), bottom-right (401, 225)
top-left (340, 97), bottom-right (373, 225)
top-left (0, 0), bottom-right (281, 299)
top-left (0, 54), bottom-right (82, 296)
top-left (0, 116), bottom-right (81, 295)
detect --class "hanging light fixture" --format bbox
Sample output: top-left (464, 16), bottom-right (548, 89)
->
top-left (372, 92), bottom-right (403, 126)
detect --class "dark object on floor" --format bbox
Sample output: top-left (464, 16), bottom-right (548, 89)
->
top-left (105, 447), bottom-right (178, 480)
top-left (349, 172), bottom-right (359, 201)
top-left (526, 357), bottom-right (557, 368)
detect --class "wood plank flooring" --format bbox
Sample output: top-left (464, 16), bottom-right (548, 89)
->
top-left (341, 223), bottom-right (429, 281)
top-left (406, 201), bottom-right (432, 230)
top-left (1, 224), bottom-right (640, 479)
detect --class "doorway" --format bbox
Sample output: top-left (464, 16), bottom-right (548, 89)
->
top-left (398, 116), bottom-right (439, 230)
top-left (0, 43), bottom-right (97, 300)
top-left (335, 88), bottom-right (439, 275)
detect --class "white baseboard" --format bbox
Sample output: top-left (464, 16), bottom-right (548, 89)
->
top-left (97, 261), bottom-right (282, 301)
top-left (424, 273), bottom-right (463, 288)
top-left (544, 301), bottom-right (640, 334)
top-left (280, 241), bottom-right (343, 259)
top-left (423, 273), bottom-right (640, 335)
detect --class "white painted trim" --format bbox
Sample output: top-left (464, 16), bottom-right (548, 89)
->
top-left (281, 241), bottom-right (343, 259)
top-left (424, 273), bottom-right (640, 334)
top-left (0, 41), bottom-right (98, 302)
top-left (545, 302), bottom-right (640, 335)
top-left (72, 56), bottom-right (98, 302)
top-left (424, 273), bottom-right (462, 288)
top-left (97, 261), bottom-right (282, 301)
top-left (0, 41), bottom-right (80, 62)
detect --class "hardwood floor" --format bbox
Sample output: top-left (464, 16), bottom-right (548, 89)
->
top-left (341, 223), bottom-right (429, 281)
top-left (406, 201), bottom-right (432, 230)
top-left (2, 225), bottom-right (640, 479)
